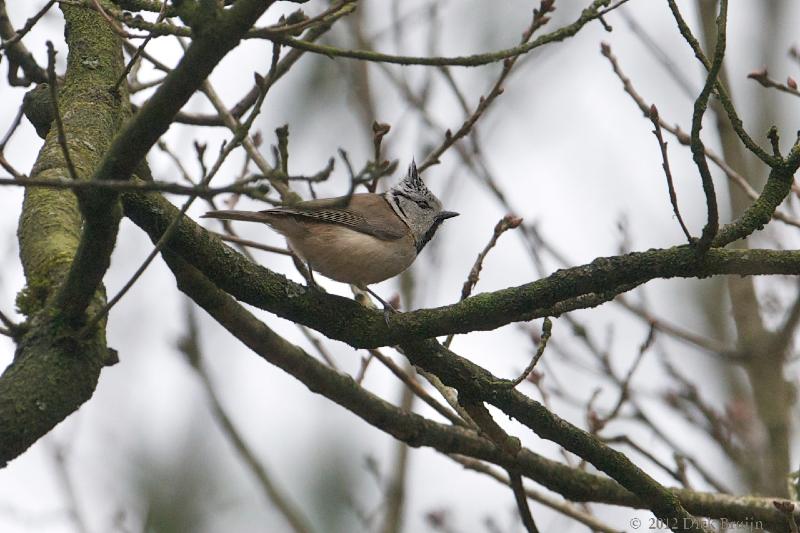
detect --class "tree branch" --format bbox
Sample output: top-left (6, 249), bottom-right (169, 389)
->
top-left (123, 187), bottom-right (800, 349)
top-left (0, 0), bottom-right (278, 467)
top-left (666, 0), bottom-right (777, 167)
top-left (54, 0), bottom-right (278, 326)
top-left (269, 0), bottom-right (613, 68)
top-left (0, 0), bottom-right (48, 85)
top-left (0, 0), bottom-right (127, 465)
top-left (689, 0), bottom-right (727, 252)
top-left (398, 339), bottom-right (707, 532)
top-left (154, 243), bottom-right (793, 531)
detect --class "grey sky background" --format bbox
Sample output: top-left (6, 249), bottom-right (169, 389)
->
top-left (2, 1), bottom-right (799, 532)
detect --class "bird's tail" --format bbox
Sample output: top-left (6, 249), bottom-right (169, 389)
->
top-left (201, 210), bottom-right (271, 223)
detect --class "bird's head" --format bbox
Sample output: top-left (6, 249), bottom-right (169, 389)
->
top-left (386, 160), bottom-right (459, 252)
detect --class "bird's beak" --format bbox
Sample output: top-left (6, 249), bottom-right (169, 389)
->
top-left (437, 211), bottom-right (459, 221)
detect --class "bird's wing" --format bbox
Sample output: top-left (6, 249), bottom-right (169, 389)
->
top-left (263, 194), bottom-right (408, 241)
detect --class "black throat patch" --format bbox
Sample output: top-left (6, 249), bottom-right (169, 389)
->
top-left (416, 218), bottom-right (445, 253)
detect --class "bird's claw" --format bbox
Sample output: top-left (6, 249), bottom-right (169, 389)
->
top-left (382, 304), bottom-right (396, 327)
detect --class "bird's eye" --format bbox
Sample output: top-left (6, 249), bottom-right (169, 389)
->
top-left (415, 200), bottom-right (431, 209)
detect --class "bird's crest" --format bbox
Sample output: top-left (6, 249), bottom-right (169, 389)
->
top-left (393, 158), bottom-right (428, 196)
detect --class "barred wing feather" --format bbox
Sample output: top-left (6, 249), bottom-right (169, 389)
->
top-left (263, 203), bottom-right (406, 241)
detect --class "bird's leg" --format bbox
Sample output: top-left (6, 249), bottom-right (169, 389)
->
top-left (305, 261), bottom-right (318, 289)
top-left (289, 251), bottom-right (319, 290)
top-left (363, 286), bottom-right (396, 326)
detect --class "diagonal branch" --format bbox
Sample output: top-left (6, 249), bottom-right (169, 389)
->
top-left (398, 339), bottom-right (708, 532)
top-left (127, 198), bottom-right (795, 532)
top-left (0, 0), bottom-right (279, 467)
top-left (54, 0), bottom-right (278, 326)
top-left (600, 42), bottom-right (800, 231)
top-left (666, 0), bottom-right (777, 167)
top-left (0, 0), bottom-right (48, 85)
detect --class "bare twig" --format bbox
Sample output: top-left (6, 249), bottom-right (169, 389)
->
top-left (368, 348), bottom-right (465, 427)
top-left (451, 455), bottom-right (622, 533)
top-left (354, 351), bottom-right (375, 384)
top-left (616, 295), bottom-right (732, 355)
top-left (507, 318), bottom-right (553, 388)
top-left (158, 138), bottom-right (266, 262)
top-left (649, 105), bottom-right (692, 243)
top-left (598, 0), bottom-right (632, 17)
top-left (0, 154), bottom-right (25, 180)
top-left (747, 68), bottom-right (800, 98)
top-left (199, 70), bottom-right (295, 201)
top-left (595, 324), bottom-right (655, 428)
top-left (0, 102), bottom-right (24, 151)
top-left (419, 1), bottom-right (555, 172)
top-left (603, 434), bottom-right (683, 484)
top-left (297, 325), bottom-right (338, 369)
top-left (255, 0), bottom-right (357, 38)
top-left (510, 472), bottom-right (539, 533)
top-left (444, 214), bottom-right (522, 347)
top-left (617, 7), bottom-right (696, 99)
top-left (662, 361), bottom-right (746, 466)
top-left (600, 42), bottom-right (800, 230)
top-left (135, 18), bottom-right (342, 127)
top-left (412, 365), bottom-right (478, 430)
top-left (0, 175), bottom-right (273, 198)
top-left (687, 0), bottom-right (729, 252)
top-left (266, 0), bottom-right (619, 71)
top-left (666, 0), bottom-right (776, 167)
top-left (0, 0), bottom-right (56, 50)
top-left (114, 0), bottom-right (168, 90)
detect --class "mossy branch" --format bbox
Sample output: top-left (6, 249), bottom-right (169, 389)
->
top-left (667, 0), bottom-right (777, 167)
top-left (161, 239), bottom-right (792, 532)
top-left (689, 0), bottom-right (727, 252)
top-left (1, 0), bottom-right (124, 465)
top-left (1, 0), bottom-right (278, 466)
top-left (123, 188), bottom-right (800, 351)
top-left (54, 0), bottom-right (278, 327)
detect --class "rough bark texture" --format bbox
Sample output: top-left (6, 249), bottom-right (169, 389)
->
top-left (1, 1), bottom-right (125, 465)
top-left (1, 0), bottom-right (274, 465)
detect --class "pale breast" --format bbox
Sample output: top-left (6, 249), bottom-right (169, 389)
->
top-left (285, 223), bottom-right (416, 286)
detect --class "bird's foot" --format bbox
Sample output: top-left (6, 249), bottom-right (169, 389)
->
top-left (306, 276), bottom-right (321, 292)
top-left (362, 286), bottom-right (397, 327)
top-left (381, 301), bottom-right (397, 327)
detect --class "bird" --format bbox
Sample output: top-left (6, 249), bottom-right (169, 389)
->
top-left (201, 160), bottom-right (458, 317)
